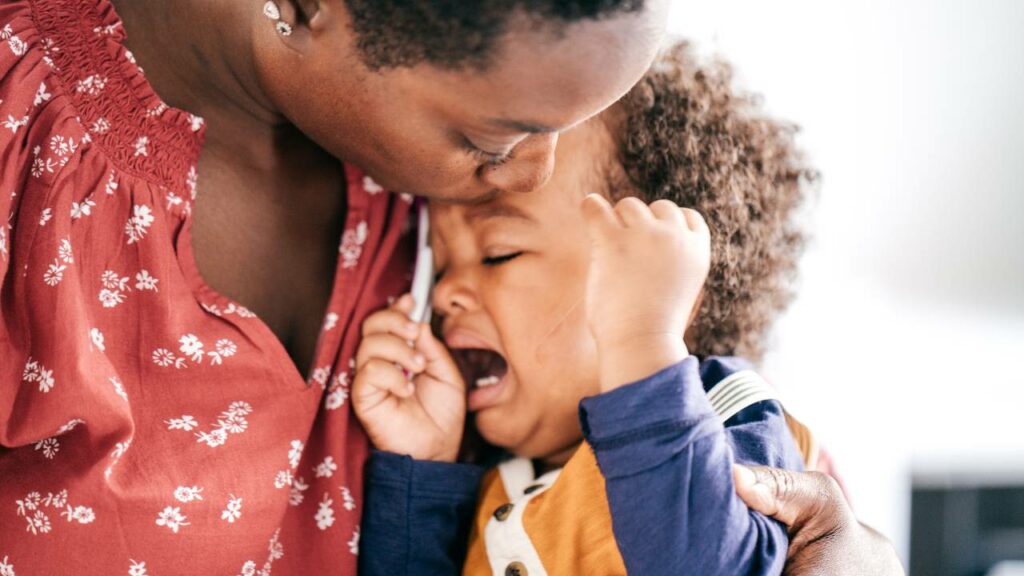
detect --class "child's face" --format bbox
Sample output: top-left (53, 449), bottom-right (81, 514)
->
top-left (430, 121), bottom-right (614, 463)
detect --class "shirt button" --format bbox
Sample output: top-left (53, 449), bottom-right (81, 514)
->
top-left (505, 561), bottom-right (528, 576)
top-left (493, 503), bottom-right (514, 521)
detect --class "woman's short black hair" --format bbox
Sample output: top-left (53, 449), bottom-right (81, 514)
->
top-left (343, 0), bottom-right (643, 70)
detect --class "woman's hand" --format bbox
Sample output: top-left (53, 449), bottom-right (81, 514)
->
top-left (581, 195), bottom-right (710, 391)
top-left (734, 465), bottom-right (906, 576)
top-left (352, 295), bottom-right (466, 462)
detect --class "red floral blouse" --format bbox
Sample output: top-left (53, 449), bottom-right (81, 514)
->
top-left (0, 1), bottom-right (414, 574)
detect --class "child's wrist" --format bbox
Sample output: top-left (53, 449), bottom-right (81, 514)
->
top-left (596, 334), bottom-right (688, 393)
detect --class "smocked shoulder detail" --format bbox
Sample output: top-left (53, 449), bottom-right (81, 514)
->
top-left (27, 0), bottom-right (204, 194)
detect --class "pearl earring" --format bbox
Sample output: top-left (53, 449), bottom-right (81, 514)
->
top-left (262, 1), bottom-right (293, 36)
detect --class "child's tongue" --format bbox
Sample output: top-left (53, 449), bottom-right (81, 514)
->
top-left (450, 348), bottom-right (509, 390)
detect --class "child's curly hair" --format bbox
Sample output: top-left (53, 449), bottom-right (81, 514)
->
top-left (603, 41), bottom-right (817, 362)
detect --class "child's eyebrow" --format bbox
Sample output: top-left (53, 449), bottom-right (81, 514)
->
top-left (464, 203), bottom-right (536, 225)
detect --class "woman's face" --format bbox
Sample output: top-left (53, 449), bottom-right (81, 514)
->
top-left (429, 120), bottom-right (616, 463)
top-left (258, 2), bottom-right (668, 203)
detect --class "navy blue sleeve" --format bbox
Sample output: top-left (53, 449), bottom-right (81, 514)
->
top-left (579, 356), bottom-right (803, 576)
top-left (358, 451), bottom-right (484, 576)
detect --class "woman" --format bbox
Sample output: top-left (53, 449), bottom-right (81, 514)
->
top-left (0, 0), bottom-right (898, 573)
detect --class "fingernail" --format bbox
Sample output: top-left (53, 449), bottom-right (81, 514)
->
top-left (406, 321), bottom-right (419, 334)
top-left (413, 354), bottom-right (426, 367)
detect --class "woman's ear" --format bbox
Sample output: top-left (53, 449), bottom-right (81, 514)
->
top-left (263, 0), bottom-right (324, 53)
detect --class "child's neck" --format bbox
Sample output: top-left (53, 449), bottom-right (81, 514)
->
top-left (532, 440), bottom-right (583, 477)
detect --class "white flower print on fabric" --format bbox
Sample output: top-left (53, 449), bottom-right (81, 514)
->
top-left (322, 312), bottom-right (338, 332)
top-left (3, 113), bottom-right (28, 134)
top-left (91, 117), bottom-right (110, 134)
top-left (49, 135), bottom-right (81, 167)
top-left (133, 136), bottom-right (149, 157)
top-left (0, 555), bottom-right (14, 576)
top-left (237, 529), bottom-right (283, 576)
top-left (362, 176), bottom-right (383, 194)
top-left (324, 367), bottom-right (352, 411)
top-left (339, 221), bottom-right (368, 269)
top-left (90, 328), bottom-right (106, 351)
top-left (111, 439), bottom-right (132, 460)
top-left (34, 82), bottom-right (52, 107)
top-left (173, 486), bottom-right (204, 503)
top-left (152, 334), bottom-right (238, 368)
top-left (3, 114), bottom-right (28, 134)
top-left (34, 437), bottom-right (59, 459)
top-left (94, 23), bottom-right (122, 36)
top-left (38, 207), bottom-right (52, 226)
top-left (104, 171), bottom-right (118, 195)
top-left (7, 36), bottom-right (27, 57)
top-left (110, 377), bottom-right (128, 402)
top-left (341, 486), bottom-right (356, 512)
top-left (146, 102), bottom-right (169, 118)
top-left (165, 415), bottom-right (198, 431)
top-left (308, 366), bottom-right (331, 389)
top-left (30, 147), bottom-right (57, 179)
top-left (187, 166), bottom-right (198, 199)
top-left (288, 477), bottom-right (309, 507)
top-left (56, 419), bottom-right (85, 435)
top-left (99, 270), bottom-right (130, 308)
top-left (208, 339), bottom-right (237, 366)
top-left (22, 358), bottom-right (55, 393)
top-left (348, 527), bottom-right (360, 555)
top-left (315, 493), bottom-right (335, 531)
top-left (128, 559), bottom-right (148, 576)
top-left (135, 270), bottom-right (158, 291)
top-left (167, 401), bottom-right (252, 448)
top-left (58, 238), bottom-right (73, 264)
top-left (200, 301), bottom-right (258, 319)
top-left (314, 456), bottom-right (337, 479)
top-left (288, 440), bottom-right (304, 470)
top-left (43, 260), bottom-right (66, 287)
top-left (125, 204), bottom-right (154, 244)
top-left (274, 470), bottom-right (294, 490)
top-left (71, 198), bottom-right (96, 219)
top-left (221, 495), bottom-right (242, 523)
top-left (155, 506), bottom-right (189, 534)
top-left (15, 489), bottom-right (94, 535)
top-left (189, 115), bottom-right (204, 133)
top-left (0, 224), bottom-right (7, 262)
top-left (75, 75), bottom-right (108, 96)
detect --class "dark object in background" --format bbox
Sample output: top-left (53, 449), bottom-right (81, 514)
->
top-left (912, 480), bottom-right (1024, 576)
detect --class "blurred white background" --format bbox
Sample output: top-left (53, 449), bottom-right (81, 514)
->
top-left (667, 0), bottom-right (1024, 566)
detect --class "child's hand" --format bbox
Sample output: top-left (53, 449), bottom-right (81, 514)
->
top-left (581, 195), bottom-right (711, 392)
top-left (352, 294), bottom-right (466, 462)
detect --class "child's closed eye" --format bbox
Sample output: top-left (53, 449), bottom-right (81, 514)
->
top-left (482, 252), bottom-right (523, 266)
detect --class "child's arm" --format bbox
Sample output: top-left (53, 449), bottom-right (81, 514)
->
top-left (579, 195), bottom-right (794, 575)
top-left (352, 295), bottom-right (473, 576)
top-left (579, 356), bottom-right (800, 576)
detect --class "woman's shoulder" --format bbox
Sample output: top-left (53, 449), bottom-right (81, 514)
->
top-left (0, 0), bottom-right (203, 204)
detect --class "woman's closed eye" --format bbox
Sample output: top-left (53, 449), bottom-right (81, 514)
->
top-left (482, 251), bottom-right (523, 266)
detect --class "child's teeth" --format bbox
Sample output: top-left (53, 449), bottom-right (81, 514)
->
top-left (476, 375), bottom-right (500, 388)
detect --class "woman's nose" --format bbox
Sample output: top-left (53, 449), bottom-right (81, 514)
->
top-left (479, 132), bottom-right (558, 194)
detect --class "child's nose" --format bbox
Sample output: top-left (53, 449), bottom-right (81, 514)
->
top-left (432, 271), bottom-right (481, 316)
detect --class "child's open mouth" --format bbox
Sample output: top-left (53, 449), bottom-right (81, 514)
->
top-left (449, 347), bottom-right (509, 412)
